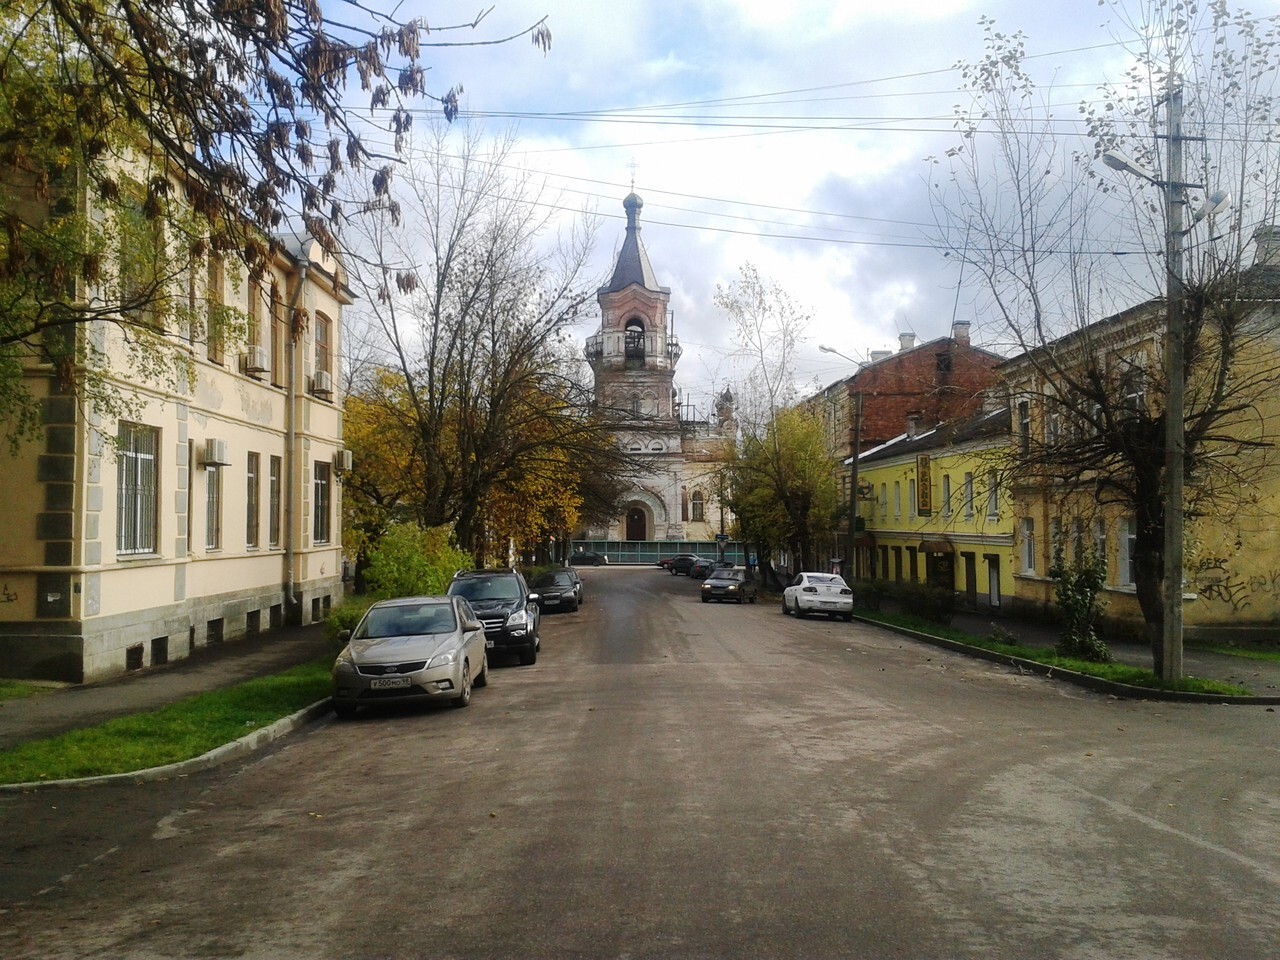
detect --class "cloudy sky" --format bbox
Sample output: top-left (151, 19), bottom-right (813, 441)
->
top-left (369, 0), bottom-right (1280, 411)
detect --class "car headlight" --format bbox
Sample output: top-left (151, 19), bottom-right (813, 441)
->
top-left (333, 647), bottom-right (357, 675)
top-left (506, 609), bottom-right (530, 628)
top-left (725, 584), bottom-right (738, 591)
top-left (426, 648), bottom-right (459, 670)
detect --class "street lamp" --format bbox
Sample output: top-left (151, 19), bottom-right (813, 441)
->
top-left (1101, 85), bottom-right (1227, 683)
top-left (819, 345), bottom-right (863, 581)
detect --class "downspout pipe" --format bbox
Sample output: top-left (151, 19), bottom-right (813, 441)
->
top-left (285, 263), bottom-right (308, 622)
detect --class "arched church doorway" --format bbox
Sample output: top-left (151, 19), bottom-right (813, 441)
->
top-left (625, 506), bottom-right (648, 541)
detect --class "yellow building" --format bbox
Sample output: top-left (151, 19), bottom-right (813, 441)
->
top-left (855, 407), bottom-right (1017, 611)
top-left (997, 229), bottom-right (1280, 642)
top-left (0, 173), bottom-right (352, 681)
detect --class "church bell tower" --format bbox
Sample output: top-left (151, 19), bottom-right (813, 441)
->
top-left (585, 193), bottom-right (682, 419)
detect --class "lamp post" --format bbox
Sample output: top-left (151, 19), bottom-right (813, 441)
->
top-left (1101, 81), bottom-right (1227, 683)
top-left (819, 345), bottom-right (863, 581)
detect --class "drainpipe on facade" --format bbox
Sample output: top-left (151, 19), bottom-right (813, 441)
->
top-left (285, 262), bottom-right (309, 623)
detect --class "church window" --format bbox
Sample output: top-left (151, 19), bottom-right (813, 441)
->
top-left (681, 488), bottom-right (689, 521)
top-left (629, 393), bottom-right (640, 415)
top-left (691, 491), bottom-right (705, 522)
top-left (650, 441), bottom-right (664, 452)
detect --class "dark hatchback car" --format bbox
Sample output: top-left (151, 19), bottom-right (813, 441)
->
top-left (530, 570), bottom-right (581, 613)
top-left (569, 550), bottom-right (608, 566)
top-left (689, 557), bottom-right (718, 579)
top-left (669, 554), bottom-right (707, 576)
top-left (446, 569), bottom-right (541, 665)
top-left (701, 567), bottom-right (759, 604)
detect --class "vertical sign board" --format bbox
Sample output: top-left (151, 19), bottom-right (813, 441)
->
top-left (916, 454), bottom-right (932, 516)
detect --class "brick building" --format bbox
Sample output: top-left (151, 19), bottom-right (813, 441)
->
top-left (805, 322), bottom-right (1003, 573)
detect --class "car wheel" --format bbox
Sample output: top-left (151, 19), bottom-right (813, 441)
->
top-left (781, 598), bottom-right (789, 615)
top-left (570, 599), bottom-right (580, 613)
top-left (474, 653), bottom-right (489, 688)
top-left (842, 612), bottom-right (853, 622)
top-left (701, 596), bottom-right (709, 603)
top-left (519, 643), bottom-right (537, 666)
top-left (332, 701), bottom-right (357, 720)
top-left (451, 661), bottom-right (472, 708)
top-left (749, 595), bottom-right (757, 604)
top-left (736, 595), bottom-right (743, 604)
top-left (671, 567), bottom-right (678, 575)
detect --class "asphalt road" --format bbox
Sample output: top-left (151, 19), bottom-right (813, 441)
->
top-left (2, 568), bottom-right (1278, 959)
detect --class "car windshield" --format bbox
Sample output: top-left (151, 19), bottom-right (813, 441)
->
top-left (449, 577), bottom-right (523, 602)
top-left (355, 603), bottom-right (457, 639)
top-left (718, 570), bottom-right (745, 582)
top-left (532, 573), bottom-right (573, 588)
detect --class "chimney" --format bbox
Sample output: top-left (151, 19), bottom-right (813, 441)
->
top-left (1253, 225), bottom-right (1280, 267)
top-left (906, 412), bottom-right (923, 438)
top-left (951, 320), bottom-right (971, 345)
top-left (899, 332), bottom-right (916, 352)
top-left (869, 350), bottom-right (892, 363)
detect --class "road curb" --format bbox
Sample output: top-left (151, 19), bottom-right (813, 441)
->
top-left (0, 699), bottom-right (334, 793)
top-left (855, 615), bottom-right (1280, 705)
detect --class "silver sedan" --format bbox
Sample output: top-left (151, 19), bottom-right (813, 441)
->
top-left (331, 595), bottom-right (489, 718)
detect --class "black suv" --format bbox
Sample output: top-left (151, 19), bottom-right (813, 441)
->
top-left (446, 569), bottom-right (541, 665)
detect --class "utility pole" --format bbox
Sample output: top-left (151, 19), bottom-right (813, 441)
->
top-left (1162, 81), bottom-right (1186, 683)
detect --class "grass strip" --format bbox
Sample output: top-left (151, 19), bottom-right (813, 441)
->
top-left (0, 659), bottom-right (332, 785)
top-left (856, 609), bottom-right (1252, 697)
top-left (0, 680), bottom-right (51, 704)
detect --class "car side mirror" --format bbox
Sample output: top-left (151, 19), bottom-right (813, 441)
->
top-left (337, 629), bottom-right (351, 642)
top-left (527, 592), bottom-right (540, 603)
top-left (464, 619), bottom-right (483, 632)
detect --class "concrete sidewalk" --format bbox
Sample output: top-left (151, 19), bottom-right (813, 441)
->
top-left (947, 608), bottom-right (1280, 697)
top-left (0, 623), bottom-right (335, 752)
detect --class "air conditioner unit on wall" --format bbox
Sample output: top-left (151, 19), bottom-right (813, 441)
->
top-left (311, 370), bottom-right (334, 398)
top-left (242, 345), bottom-right (270, 375)
top-left (203, 438), bottom-right (231, 467)
top-left (335, 449), bottom-right (353, 473)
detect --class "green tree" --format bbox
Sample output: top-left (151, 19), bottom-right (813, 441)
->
top-left (728, 406), bottom-right (840, 578)
top-left (362, 524), bottom-right (473, 600)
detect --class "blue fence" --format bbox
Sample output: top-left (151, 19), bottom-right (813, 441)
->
top-left (571, 540), bottom-right (746, 566)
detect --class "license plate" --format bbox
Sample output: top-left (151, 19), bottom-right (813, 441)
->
top-left (821, 600), bottom-right (836, 606)
top-left (370, 676), bottom-right (411, 689)
top-left (485, 640), bottom-right (495, 648)
top-left (545, 597), bottom-right (560, 604)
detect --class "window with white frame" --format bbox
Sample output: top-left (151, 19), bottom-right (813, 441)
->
top-left (246, 452), bottom-right (260, 548)
top-left (880, 483), bottom-right (887, 518)
top-left (893, 481), bottom-right (901, 518)
top-left (269, 455), bottom-right (282, 547)
top-left (205, 463), bottom-right (222, 551)
top-left (942, 474), bottom-right (952, 516)
top-left (1018, 400), bottom-right (1031, 454)
top-left (986, 470), bottom-right (999, 519)
top-left (963, 472), bottom-right (974, 518)
top-left (691, 490), bottom-right (705, 522)
top-left (1021, 518), bottom-right (1036, 574)
top-left (908, 479), bottom-right (917, 519)
top-left (1094, 519), bottom-right (1107, 573)
top-left (313, 461), bottom-right (332, 544)
top-left (1118, 517), bottom-right (1137, 585)
top-left (117, 422), bottom-right (159, 555)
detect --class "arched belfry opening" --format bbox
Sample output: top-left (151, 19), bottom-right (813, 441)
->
top-left (624, 318), bottom-right (646, 367)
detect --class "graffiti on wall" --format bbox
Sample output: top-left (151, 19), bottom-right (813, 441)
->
top-left (1190, 557), bottom-right (1280, 613)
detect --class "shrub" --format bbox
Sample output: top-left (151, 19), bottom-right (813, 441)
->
top-left (326, 597), bottom-right (374, 641)
top-left (362, 524), bottom-right (473, 600)
top-left (849, 581), bottom-right (883, 611)
top-left (1049, 547), bottom-right (1111, 663)
top-left (890, 581), bottom-right (956, 624)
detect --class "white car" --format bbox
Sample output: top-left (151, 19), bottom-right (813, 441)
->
top-left (781, 572), bottom-right (854, 621)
